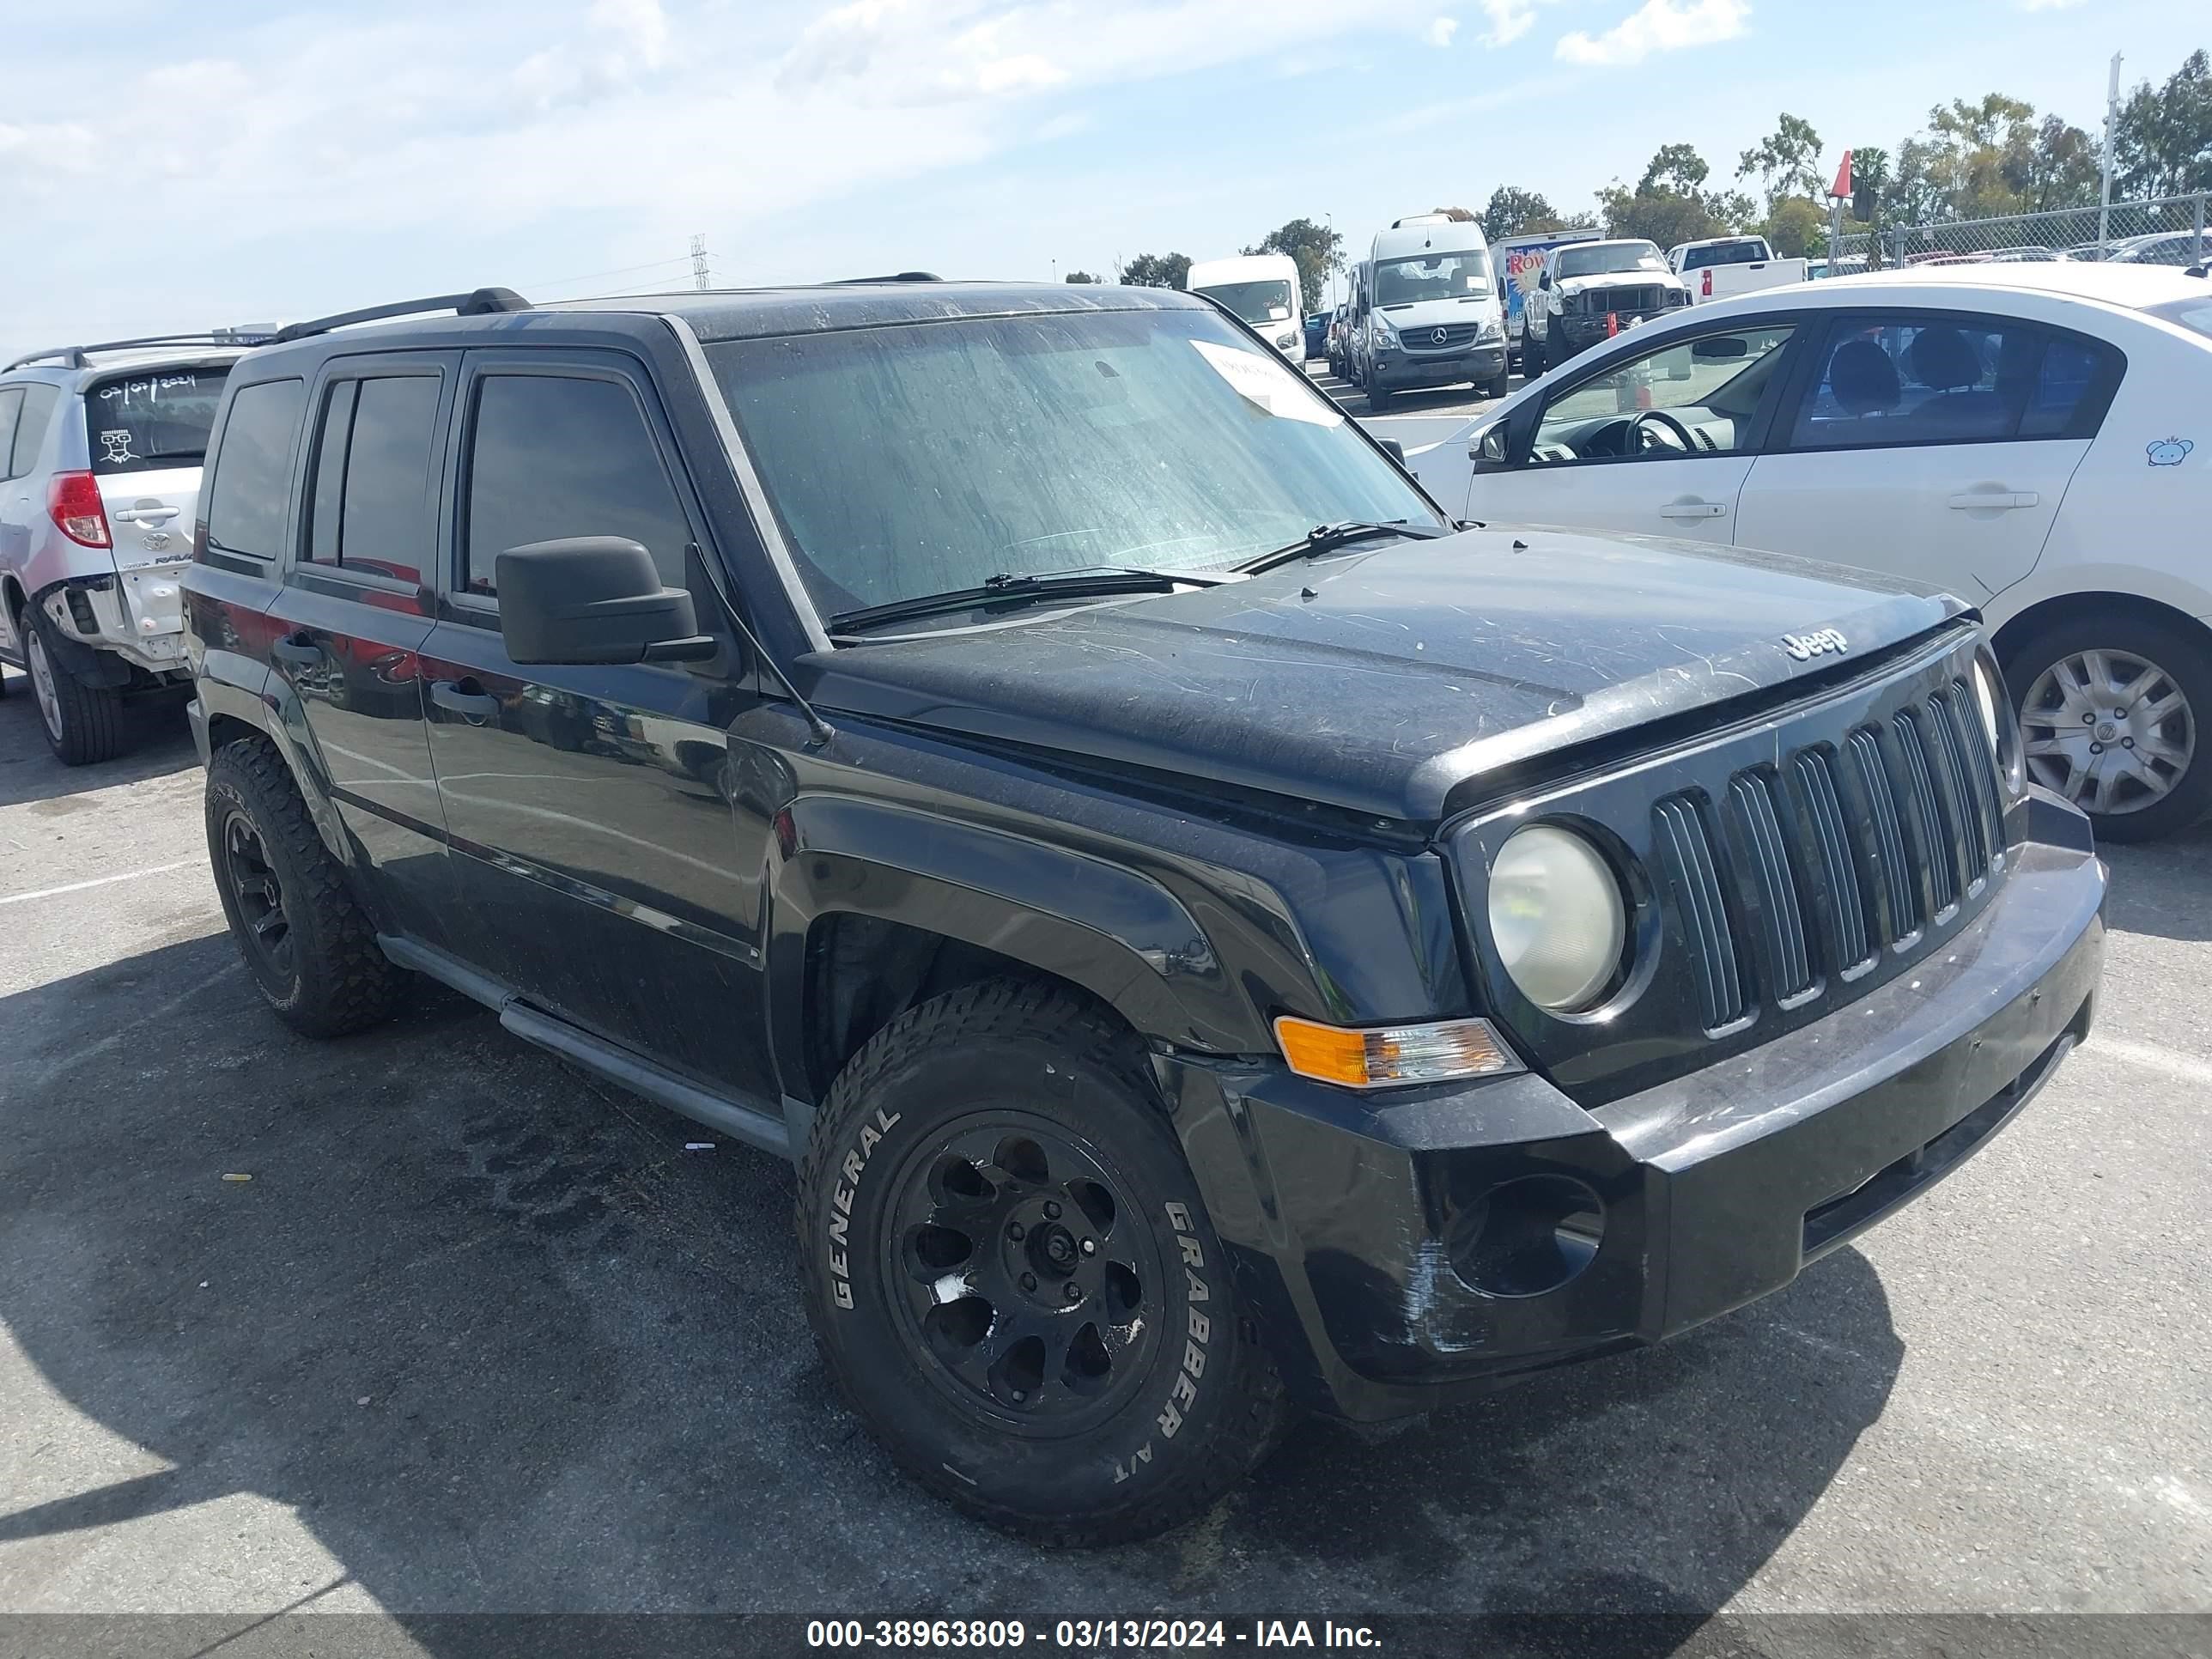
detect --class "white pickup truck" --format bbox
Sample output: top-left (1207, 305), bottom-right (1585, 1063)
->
top-left (1668, 235), bottom-right (1809, 303)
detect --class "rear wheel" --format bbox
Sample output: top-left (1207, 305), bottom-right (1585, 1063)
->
top-left (205, 737), bottom-right (404, 1035)
top-left (2004, 610), bottom-right (2212, 842)
top-left (25, 612), bottom-right (125, 766)
top-left (798, 978), bottom-right (1285, 1545)
top-left (1523, 331), bottom-right (1546, 378)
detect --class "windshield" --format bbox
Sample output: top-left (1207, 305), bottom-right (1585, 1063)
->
top-left (705, 307), bottom-right (1440, 623)
top-left (1555, 244), bottom-right (1667, 279)
top-left (84, 364), bottom-right (231, 475)
top-left (1681, 241), bottom-right (1767, 269)
top-left (1373, 251), bottom-right (1493, 306)
top-left (1191, 279), bottom-right (1294, 325)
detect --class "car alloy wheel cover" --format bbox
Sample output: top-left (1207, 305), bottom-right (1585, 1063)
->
top-left (26, 629), bottom-right (63, 744)
top-left (2021, 648), bottom-right (2195, 816)
top-left (222, 808), bottom-right (296, 980)
top-left (879, 1111), bottom-right (1165, 1438)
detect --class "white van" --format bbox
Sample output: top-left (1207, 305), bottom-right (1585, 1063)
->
top-left (1186, 253), bottom-right (1304, 362)
top-left (1359, 216), bottom-right (1509, 406)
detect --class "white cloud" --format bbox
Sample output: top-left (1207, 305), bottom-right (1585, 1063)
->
top-left (2018, 0), bottom-right (2084, 9)
top-left (1478, 0), bottom-right (1535, 46)
top-left (1554, 0), bottom-right (1747, 66)
top-left (1427, 16), bottom-right (1460, 46)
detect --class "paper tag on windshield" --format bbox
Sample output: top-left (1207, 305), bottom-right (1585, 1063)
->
top-left (1189, 339), bottom-right (1342, 427)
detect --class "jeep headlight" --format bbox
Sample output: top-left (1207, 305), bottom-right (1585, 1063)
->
top-left (1486, 824), bottom-right (1628, 1013)
top-left (1974, 649), bottom-right (2025, 794)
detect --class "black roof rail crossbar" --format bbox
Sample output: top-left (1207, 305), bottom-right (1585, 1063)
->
top-left (829, 271), bottom-right (944, 284)
top-left (272, 288), bottom-right (531, 344)
top-left (4, 332), bottom-right (275, 373)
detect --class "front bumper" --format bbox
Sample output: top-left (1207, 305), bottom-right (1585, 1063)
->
top-left (1158, 794), bottom-right (2104, 1420)
top-left (1370, 343), bottom-right (1505, 392)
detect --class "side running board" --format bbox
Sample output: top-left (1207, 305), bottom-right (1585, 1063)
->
top-left (375, 934), bottom-right (799, 1161)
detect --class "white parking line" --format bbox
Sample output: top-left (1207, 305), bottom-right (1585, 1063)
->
top-left (0, 860), bottom-right (199, 907)
top-left (2087, 1034), bottom-right (2212, 1087)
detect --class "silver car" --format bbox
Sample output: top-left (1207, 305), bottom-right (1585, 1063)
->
top-left (0, 335), bottom-right (260, 763)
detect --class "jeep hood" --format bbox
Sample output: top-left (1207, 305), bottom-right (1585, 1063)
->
top-left (805, 528), bottom-right (1966, 823)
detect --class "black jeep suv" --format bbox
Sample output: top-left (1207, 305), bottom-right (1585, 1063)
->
top-left (182, 280), bottom-right (2104, 1544)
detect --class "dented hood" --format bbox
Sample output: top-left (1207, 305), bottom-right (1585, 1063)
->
top-left (806, 527), bottom-right (1966, 823)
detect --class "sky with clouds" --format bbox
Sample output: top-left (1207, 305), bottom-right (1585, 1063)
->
top-left (0, 0), bottom-right (2197, 357)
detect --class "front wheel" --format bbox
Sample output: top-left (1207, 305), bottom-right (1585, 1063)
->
top-left (798, 979), bottom-right (1285, 1545)
top-left (1522, 331), bottom-right (1546, 378)
top-left (1482, 367), bottom-right (1511, 399)
top-left (2005, 611), bottom-right (2212, 842)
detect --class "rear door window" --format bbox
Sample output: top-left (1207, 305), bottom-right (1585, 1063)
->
top-left (0, 390), bottom-right (21, 480)
top-left (299, 374), bottom-right (442, 584)
top-left (86, 365), bottom-right (231, 474)
top-left (204, 380), bottom-right (307, 559)
top-left (9, 384), bottom-right (59, 478)
top-left (1783, 314), bottom-right (2120, 450)
top-left (462, 372), bottom-right (693, 598)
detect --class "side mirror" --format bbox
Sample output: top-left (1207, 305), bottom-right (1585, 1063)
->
top-left (496, 538), bottom-right (714, 666)
top-left (1539, 270), bottom-right (1553, 290)
top-left (1378, 438), bottom-right (1407, 466)
top-left (1469, 422), bottom-right (1511, 471)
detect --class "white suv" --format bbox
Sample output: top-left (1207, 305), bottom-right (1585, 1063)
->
top-left (0, 336), bottom-right (259, 763)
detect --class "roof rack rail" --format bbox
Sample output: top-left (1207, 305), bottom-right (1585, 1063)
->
top-left (271, 288), bottom-right (531, 344)
top-left (828, 271), bottom-right (943, 284)
top-left (3, 332), bottom-right (276, 374)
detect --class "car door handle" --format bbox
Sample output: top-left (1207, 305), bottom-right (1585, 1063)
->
top-left (112, 504), bottom-right (179, 524)
top-left (430, 678), bottom-right (501, 721)
top-left (1659, 500), bottom-right (1729, 520)
top-left (270, 635), bottom-right (321, 669)
top-left (1947, 490), bottom-right (2039, 511)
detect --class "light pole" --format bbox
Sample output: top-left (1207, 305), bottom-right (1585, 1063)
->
top-left (2098, 51), bottom-right (2122, 257)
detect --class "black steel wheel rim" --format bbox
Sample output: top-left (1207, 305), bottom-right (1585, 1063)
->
top-left (222, 809), bottom-right (294, 979)
top-left (878, 1110), bottom-right (1166, 1438)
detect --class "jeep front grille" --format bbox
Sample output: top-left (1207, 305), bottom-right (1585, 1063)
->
top-left (1449, 637), bottom-right (2014, 1106)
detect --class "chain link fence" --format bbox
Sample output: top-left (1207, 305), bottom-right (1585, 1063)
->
top-left (1831, 193), bottom-right (2210, 271)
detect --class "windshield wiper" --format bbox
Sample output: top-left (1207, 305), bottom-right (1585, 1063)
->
top-left (1232, 520), bottom-right (1441, 576)
top-left (828, 566), bottom-right (1233, 635)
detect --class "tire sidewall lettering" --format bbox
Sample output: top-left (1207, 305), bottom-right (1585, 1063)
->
top-left (826, 1107), bottom-right (902, 1311)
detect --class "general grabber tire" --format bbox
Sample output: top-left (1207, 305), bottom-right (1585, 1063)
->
top-left (204, 737), bottom-right (403, 1037)
top-left (798, 978), bottom-right (1286, 1544)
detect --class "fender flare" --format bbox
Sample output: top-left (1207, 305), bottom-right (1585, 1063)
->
top-left (194, 652), bottom-right (359, 875)
top-left (766, 795), bottom-right (1265, 1099)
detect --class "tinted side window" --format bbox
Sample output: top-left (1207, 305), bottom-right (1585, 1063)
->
top-left (335, 377), bottom-right (441, 584)
top-left (1785, 317), bottom-right (2102, 449)
top-left (305, 382), bottom-right (357, 567)
top-left (0, 390), bottom-right (21, 479)
top-left (2021, 337), bottom-right (2117, 439)
top-left (205, 380), bottom-right (307, 559)
top-left (6, 385), bottom-right (58, 479)
top-left (464, 374), bottom-right (690, 597)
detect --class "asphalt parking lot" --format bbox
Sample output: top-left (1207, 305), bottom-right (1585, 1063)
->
top-left (2, 639), bottom-right (2209, 1635)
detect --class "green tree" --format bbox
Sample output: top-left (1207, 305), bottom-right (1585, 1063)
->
top-left (1762, 195), bottom-right (1826, 258)
top-left (1064, 270), bottom-right (1097, 283)
top-left (1599, 143), bottom-right (1752, 246)
top-left (1738, 113), bottom-right (1826, 210)
top-left (1848, 143), bottom-right (1893, 265)
top-left (1117, 252), bottom-right (1192, 289)
top-left (2114, 49), bottom-right (2212, 198)
top-left (1481, 185), bottom-right (1561, 240)
top-left (1243, 218), bottom-right (1343, 313)
top-left (2022, 116), bottom-right (2101, 213)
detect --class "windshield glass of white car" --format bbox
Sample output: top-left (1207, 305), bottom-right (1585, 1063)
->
top-left (1191, 279), bottom-right (1294, 324)
top-left (707, 307), bottom-right (1440, 617)
top-left (1374, 252), bottom-right (1493, 306)
top-left (1530, 326), bottom-right (1795, 462)
top-left (85, 366), bottom-right (232, 475)
top-left (1555, 244), bottom-right (1668, 278)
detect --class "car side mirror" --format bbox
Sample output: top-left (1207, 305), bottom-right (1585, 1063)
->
top-left (496, 537), bottom-right (716, 666)
top-left (1378, 438), bottom-right (1407, 466)
top-left (1469, 422), bottom-right (1511, 472)
top-left (1539, 270), bottom-right (1553, 290)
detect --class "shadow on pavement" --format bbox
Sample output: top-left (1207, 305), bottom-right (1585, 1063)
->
top-left (2098, 821), bottom-right (2212, 945)
top-left (0, 930), bottom-right (1902, 1632)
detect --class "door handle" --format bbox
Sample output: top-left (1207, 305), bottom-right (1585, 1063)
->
top-left (270, 634), bottom-right (321, 669)
top-left (1947, 490), bottom-right (2038, 511)
top-left (112, 504), bottom-right (179, 525)
top-left (430, 678), bottom-right (501, 722)
top-left (1659, 500), bottom-right (1729, 520)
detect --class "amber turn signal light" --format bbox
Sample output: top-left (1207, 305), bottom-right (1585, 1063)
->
top-left (1273, 1015), bottom-right (1521, 1090)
